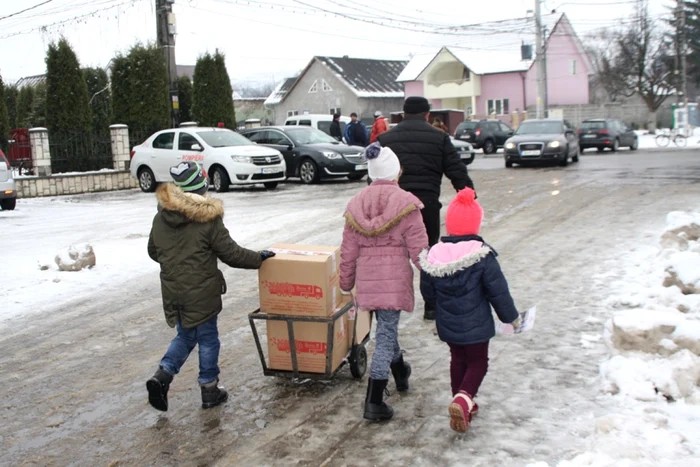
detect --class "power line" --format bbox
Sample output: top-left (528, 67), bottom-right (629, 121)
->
top-left (0, 0), bottom-right (54, 22)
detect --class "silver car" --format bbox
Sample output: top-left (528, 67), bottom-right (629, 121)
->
top-left (0, 150), bottom-right (17, 211)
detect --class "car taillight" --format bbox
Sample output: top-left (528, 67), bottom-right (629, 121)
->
top-left (130, 149), bottom-right (135, 159)
top-left (475, 129), bottom-right (481, 137)
top-left (598, 129), bottom-right (610, 135)
top-left (577, 129), bottom-right (583, 134)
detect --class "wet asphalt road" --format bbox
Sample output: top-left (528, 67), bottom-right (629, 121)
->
top-left (0, 149), bottom-right (698, 467)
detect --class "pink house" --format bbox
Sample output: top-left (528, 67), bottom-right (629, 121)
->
top-left (397, 14), bottom-right (592, 127)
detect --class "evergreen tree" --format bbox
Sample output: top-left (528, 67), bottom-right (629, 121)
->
top-left (45, 38), bottom-right (93, 171)
top-left (111, 43), bottom-right (170, 141)
top-left (83, 67), bottom-right (112, 135)
top-left (30, 82), bottom-right (47, 128)
top-left (0, 75), bottom-right (9, 153)
top-left (16, 86), bottom-right (35, 128)
top-left (177, 75), bottom-right (193, 123)
top-left (5, 84), bottom-right (18, 130)
top-left (193, 51), bottom-right (236, 128)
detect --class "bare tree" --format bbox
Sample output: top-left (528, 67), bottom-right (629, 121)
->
top-left (234, 81), bottom-right (276, 98)
top-left (585, 29), bottom-right (630, 103)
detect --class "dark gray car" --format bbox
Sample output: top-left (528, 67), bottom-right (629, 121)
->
top-left (577, 119), bottom-right (639, 152)
top-left (240, 126), bottom-right (368, 184)
top-left (504, 119), bottom-right (580, 168)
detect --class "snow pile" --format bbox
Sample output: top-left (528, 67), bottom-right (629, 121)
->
top-left (55, 243), bottom-right (96, 271)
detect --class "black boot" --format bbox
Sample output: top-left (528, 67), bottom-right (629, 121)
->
top-left (423, 305), bottom-right (436, 321)
top-left (201, 379), bottom-right (228, 409)
top-left (364, 379), bottom-right (394, 421)
top-left (390, 355), bottom-right (412, 392)
top-left (146, 367), bottom-right (173, 412)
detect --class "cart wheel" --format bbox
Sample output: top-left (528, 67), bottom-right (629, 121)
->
top-left (350, 345), bottom-right (367, 379)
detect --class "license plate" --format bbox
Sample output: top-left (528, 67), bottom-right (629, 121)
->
top-left (583, 134), bottom-right (596, 138)
top-left (460, 135), bottom-right (471, 140)
top-left (355, 164), bottom-right (367, 170)
top-left (521, 150), bottom-right (541, 156)
top-left (262, 168), bottom-right (281, 174)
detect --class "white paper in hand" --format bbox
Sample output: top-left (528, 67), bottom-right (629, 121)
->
top-left (496, 306), bottom-right (536, 335)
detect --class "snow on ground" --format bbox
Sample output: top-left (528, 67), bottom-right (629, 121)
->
top-left (531, 210), bottom-right (700, 467)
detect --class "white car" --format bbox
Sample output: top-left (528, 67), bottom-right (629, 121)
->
top-left (130, 127), bottom-right (286, 193)
top-left (284, 114), bottom-right (351, 140)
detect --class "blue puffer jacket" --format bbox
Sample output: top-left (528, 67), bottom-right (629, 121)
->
top-left (420, 235), bottom-right (518, 345)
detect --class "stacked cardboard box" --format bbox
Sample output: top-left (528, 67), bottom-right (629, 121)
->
top-left (259, 243), bottom-right (349, 374)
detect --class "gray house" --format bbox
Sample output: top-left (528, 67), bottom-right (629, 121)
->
top-left (264, 56), bottom-right (408, 125)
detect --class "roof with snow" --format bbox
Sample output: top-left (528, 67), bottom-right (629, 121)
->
top-left (264, 77), bottom-right (298, 106)
top-left (15, 75), bottom-right (46, 88)
top-left (398, 13), bottom-right (587, 80)
top-left (315, 56), bottom-right (408, 98)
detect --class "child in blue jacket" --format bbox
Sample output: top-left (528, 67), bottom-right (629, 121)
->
top-left (420, 188), bottom-right (520, 433)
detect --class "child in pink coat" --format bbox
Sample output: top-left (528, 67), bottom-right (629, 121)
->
top-left (340, 142), bottom-right (429, 421)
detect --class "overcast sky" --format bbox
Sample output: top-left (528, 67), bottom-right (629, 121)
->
top-left (0, 0), bottom-right (671, 88)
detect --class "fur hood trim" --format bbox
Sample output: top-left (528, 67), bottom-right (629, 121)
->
top-left (156, 183), bottom-right (224, 223)
top-left (345, 203), bottom-right (418, 237)
top-left (419, 245), bottom-right (491, 277)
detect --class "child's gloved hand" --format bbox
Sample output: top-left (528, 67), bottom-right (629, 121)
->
top-left (510, 315), bottom-right (522, 330)
top-left (259, 250), bottom-right (276, 261)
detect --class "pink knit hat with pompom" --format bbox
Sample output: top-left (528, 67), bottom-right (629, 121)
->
top-left (445, 188), bottom-right (483, 236)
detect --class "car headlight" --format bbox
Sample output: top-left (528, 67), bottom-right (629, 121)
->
top-left (231, 155), bottom-right (253, 163)
top-left (322, 151), bottom-right (342, 159)
top-left (505, 142), bottom-right (516, 150)
top-left (548, 141), bottom-right (561, 148)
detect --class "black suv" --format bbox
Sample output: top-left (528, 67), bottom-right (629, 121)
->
top-left (454, 119), bottom-right (514, 154)
top-left (577, 119), bottom-right (638, 152)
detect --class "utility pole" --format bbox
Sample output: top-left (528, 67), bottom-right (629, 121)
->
top-left (156, 0), bottom-right (179, 128)
top-left (543, 25), bottom-right (549, 118)
top-left (681, 1), bottom-right (689, 136)
top-left (535, 0), bottom-right (545, 119)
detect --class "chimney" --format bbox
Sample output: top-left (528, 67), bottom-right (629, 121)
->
top-left (343, 55), bottom-right (349, 59)
top-left (521, 43), bottom-right (533, 61)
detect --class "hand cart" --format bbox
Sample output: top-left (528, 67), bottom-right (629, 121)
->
top-left (248, 299), bottom-right (372, 380)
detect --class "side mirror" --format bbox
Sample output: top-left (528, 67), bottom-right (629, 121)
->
top-left (191, 143), bottom-right (203, 151)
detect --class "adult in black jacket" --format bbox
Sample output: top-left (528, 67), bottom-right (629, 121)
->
top-left (378, 96), bottom-right (475, 320)
top-left (330, 113), bottom-right (342, 141)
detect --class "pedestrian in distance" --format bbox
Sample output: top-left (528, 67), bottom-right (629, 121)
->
top-left (370, 110), bottom-right (389, 143)
top-left (330, 113), bottom-right (343, 141)
top-left (379, 96), bottom-right (475, 320)
top-left (145, 161), bottom-right (276, 412)
top-left (345, 112), bottom-right (369, 147)
top-left (432, 117), bottom-right (449, 133)
top-left (339, 142), bottom-right (429, 421)
top-left (420, 188), bottom-right (520, 433)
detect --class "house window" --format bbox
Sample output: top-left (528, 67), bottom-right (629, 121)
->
top-left (570, 60), bottom-right (577, 76)
top-left (462, 67), bottom-right (471, 82)
top-left (486, 99), bottom-right (510, 115)
top-left (330, 107), bottom-right (341, 115)
top-left (308, 80), bottom-right (318, 93)
top-left (287, 110), bottom-right (299, 117)
top-left (322, 80), bottom-right (332, 92)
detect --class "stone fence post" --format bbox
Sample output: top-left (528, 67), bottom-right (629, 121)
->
top-left (29, 127), bottom-right (51, 176)
top-left (110, 124), bottom-right (130, 171)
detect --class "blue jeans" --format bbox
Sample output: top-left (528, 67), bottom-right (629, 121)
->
top-left (160, 315), bottom-right (220, 385)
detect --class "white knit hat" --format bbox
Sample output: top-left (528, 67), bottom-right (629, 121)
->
top-left (364, 142), bottom-right (401, 181)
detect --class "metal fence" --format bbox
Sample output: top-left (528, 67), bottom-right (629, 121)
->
top-left (128, 129), bottom-right (154, 154)
top-left (50, 131), bottom-right (113, 174)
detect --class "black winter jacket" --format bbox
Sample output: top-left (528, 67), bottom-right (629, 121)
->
top-left (330, 120), bottom-right (342, 140)
top-left (378, 115), bottom-right (473, 199)
top-left (420, 235), bottom-right (518, 345)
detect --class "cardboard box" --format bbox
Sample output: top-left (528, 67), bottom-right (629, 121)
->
top-left (347, 300), bottom-right (372, 347)
top-left (259, 243), bottom-right (341, 317)
top-left (266, 299), bottom-right (350, 374)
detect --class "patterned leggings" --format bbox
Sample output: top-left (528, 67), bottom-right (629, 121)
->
top-left (369, 310), bottom-right (402, 380)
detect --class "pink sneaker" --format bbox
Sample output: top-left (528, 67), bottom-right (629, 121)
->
top-left (448, 392), bottom-right (475, 433)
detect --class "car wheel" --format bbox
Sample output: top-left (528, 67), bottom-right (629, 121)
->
top-left (263, 182), bottom-right (279, 190)
top-left (630, 138), bottom-right (638, 151)
top-left (137, 167), bottom-right (157, 193)
top-left (299, 159), bottom-right (319, 184)
top-left (0, 197), bottom-right (17, 210)
top-left (559, 151), bottom-right (569, 167)
top-left (483, 139), bottom-right (496, 154)
top-left (505, 160), bottom-right (513, 168)
top-left (611, 138), bottom-right (619, 152)
top-left (212, 167), bottom-right (231, 192)
top-left (347, 173), bottom-right (365, 181)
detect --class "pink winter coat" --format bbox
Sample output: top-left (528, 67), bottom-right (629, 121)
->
top-left (340, 180), bottom-right (429, 312)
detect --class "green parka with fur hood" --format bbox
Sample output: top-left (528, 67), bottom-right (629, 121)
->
top-left (148, 183), bottom-right (262, 328)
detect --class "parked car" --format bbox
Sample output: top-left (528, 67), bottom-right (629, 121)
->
top-left (577, 119), bottom-right (639, 152)
top-left (0, 150), bottom-right (17, 210)
top-left (503, 119), bottom-right (580, 168)
top-left (240, 126), bottom-right (368, 184)
top-left (130, 127), bottom-right (286, 193)
top-left (284, 114), bottom-right (352, 140)
top-left (450, 137), bottom-right (476, 165)
top-left (454, 119), bottom-right (514, 154)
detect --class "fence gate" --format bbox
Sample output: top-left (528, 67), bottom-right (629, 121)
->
top-left (7, 128), bottom-right (32, 173)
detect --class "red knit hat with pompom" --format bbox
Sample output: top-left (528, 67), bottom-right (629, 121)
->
top-left (445, 188), bottom-right (483, 236)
